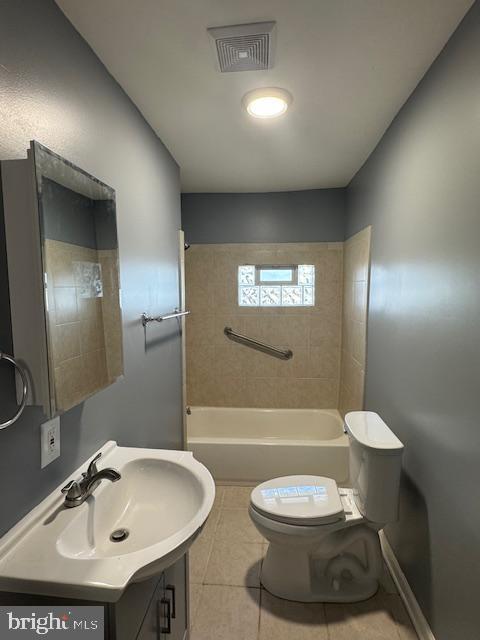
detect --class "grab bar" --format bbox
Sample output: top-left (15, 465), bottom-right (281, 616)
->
top-left (0, 352), bottom-right (29, 430)
top-left (142, 308), bottom-right (190, 327)
top-left (224, 327), bottom-right (293, 360)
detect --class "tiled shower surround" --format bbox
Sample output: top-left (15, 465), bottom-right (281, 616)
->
top-left (44, 239), bottom-right (123, 412)
top-left (339, 227), bottom-right (372, 416)
top-left (186, 242), bottom-right (356, 409)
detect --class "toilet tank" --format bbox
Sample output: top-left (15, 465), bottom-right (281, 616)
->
top-left (345, 411), bottom-right (404, 524)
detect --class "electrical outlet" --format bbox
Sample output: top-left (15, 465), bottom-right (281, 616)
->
top-left (40, 417), bottom-right (60, 468)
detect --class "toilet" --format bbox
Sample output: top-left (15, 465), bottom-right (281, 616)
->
top-left (248, 411), bottom-right (404, 603)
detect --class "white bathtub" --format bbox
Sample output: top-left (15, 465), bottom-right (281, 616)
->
top-left (186, 407), bottom-right (349, 484)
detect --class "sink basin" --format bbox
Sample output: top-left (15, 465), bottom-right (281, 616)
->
top-left (0, 442), bottom-right (215, 601)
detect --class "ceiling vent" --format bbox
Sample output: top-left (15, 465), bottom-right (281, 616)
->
top-left (207, 22), bottom-right (276, 73)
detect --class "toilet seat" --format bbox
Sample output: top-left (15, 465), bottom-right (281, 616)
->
top-left (250, 475), bottom-right (345, 526)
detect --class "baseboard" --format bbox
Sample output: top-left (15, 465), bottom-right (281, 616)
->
top-left (379, 531), bottom-right (436, 640)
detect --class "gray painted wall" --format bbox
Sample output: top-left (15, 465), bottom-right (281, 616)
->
top-left (0, 0), bottom-right (182, 536)
top-left (42, 179), bottom-right (117, 250)
top-left (181, 189), bottom-right (346, 243)
top-left (346, 3), bottom-right (480, 639)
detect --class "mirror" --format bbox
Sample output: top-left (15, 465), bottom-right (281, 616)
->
top-left (32, 142), bottom-right (123, 414)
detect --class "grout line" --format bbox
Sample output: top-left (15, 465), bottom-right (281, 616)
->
top-left (208, 509), bottom-right (222, 540)
top-left (215, 486), bottom-right (226, 509)
top-left (257, 585), bottom-right (264, 640)
top-left (195, 583), bottom-right (260, 591)
top-left (201, 581), bottom-right (262, 589)
top-left (322, 602), bottom-right (331, 640)
top-left (198, 536), bottom-right (214, 585)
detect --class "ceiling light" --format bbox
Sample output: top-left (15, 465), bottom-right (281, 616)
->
top-left (242, 88), bottom-right (292, 119)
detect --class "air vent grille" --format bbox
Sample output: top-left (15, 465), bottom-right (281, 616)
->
top-left (208, 22), bottom-right (276, 73)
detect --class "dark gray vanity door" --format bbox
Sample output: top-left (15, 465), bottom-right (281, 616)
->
top-left (136, 574), bottom-right (165, 640)
top-left (136, 557), bottom-right (186, 640)
top-left (163, 557), bottom-right (187, 640)
top-left (113, 575), bottom-right (161, 640)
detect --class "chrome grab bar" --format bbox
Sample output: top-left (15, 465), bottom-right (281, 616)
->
top-left (224, 327), bottom-right (293, 361)
top-left (0, 351), bottom-right (29, 430)
top-left (142, 308), bottom-right (191, 327)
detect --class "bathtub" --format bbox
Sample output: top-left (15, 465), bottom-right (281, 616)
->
top-left (186, 407), bottom-right (349, 484)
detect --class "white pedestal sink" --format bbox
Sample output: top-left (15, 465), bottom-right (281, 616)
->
top-left (0, 441), bottom-right (215, 602)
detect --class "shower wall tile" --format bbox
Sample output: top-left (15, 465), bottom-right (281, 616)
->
top-left (244, 377), bottom-right (278, 408)
top-left (53, 286), bottom-right (79, 324)
top-left (339, 227), bottom-right (371, 417)
top-left (275, 377), bottom-right (338, 409)
top-left (214, 343), bottom-right (245, 378)
top-left (44, 240), bottom-right (123, 413)
top-left (51, 322), bottom-right (81, 363)
top-left (187, 313), bottom-right (216, 346)
top-left (185, 243), bottom-right (343, 409)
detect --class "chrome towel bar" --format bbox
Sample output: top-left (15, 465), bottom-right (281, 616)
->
top-left (224, 327), bottom-right (293, 361)
top-left (0, 351), bottom-right (29, 430)
top-left (142, 308), bottom-right (190, 327)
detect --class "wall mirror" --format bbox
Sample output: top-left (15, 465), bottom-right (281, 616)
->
top-left (1, 141), bottom-right (124, 417)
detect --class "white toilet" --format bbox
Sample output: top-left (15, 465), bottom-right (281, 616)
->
top-left (248, 411), bottom-right (404, 603)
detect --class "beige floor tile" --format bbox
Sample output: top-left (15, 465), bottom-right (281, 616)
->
top-left (204, 539), bottom-right (264, 587)
top-left (216, 508), bottom-right (263, 543)
top-left (189, 536), bottom-right (213, 584)
top-left (213, 485), bottom-right (225, 509)
top-left (189, 583), bottom-right (203, 626)
top-left (325, 593), bottom-right (405, 640)
top-left (382, 594), bottom-right (418, 640)
top-left (259, 590), bottom-right (328, 640)
top-left (191, 585), bottom-right (260, 640)
top-left (197, 508), bottom-right (221, 542)
top-left (222, 486), bottom-right (254, 509)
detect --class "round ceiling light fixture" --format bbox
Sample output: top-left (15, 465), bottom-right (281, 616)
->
top-left (242, 87), bottom-right (292, 119)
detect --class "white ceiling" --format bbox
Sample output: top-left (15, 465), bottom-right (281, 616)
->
top-left (56, 0), bottom-right (473, 192)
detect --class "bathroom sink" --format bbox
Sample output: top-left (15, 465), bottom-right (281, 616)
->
top-left (0, 442), bottom-right (215, 601)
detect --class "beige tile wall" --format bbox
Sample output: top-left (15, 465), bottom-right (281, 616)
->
top-left (185, 243), bottom-right (343, 409)
top-left (44, 239), bottom-right (123, 413)
top-left (98, 248), bottom-right (124, 384)
top-left (339, 227), bottom-right (371, 416)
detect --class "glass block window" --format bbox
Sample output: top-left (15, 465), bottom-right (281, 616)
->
top-left (260, 286), bottom-right (281, 306)
top-left (281, 286), bottom-right (303, 306)
top-left (238, 265), bottom-right (315, 307)
top-left (238, 286), bottom-right (260, 306)
top-left (238, 264), bottom-right (255, 285)
top-left (259, 267), bottom-right (294, 283)
top-left (298, 264), bottom-right (315, 285)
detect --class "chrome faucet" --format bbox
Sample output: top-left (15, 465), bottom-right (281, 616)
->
top-left (61, 453), bottom-right (121, 508)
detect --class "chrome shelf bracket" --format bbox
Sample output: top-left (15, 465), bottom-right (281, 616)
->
top-left (142, 308), bottom-right (190, 327)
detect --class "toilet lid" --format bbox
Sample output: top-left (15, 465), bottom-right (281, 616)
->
top-left (250, 475), bottom-right (344, 526)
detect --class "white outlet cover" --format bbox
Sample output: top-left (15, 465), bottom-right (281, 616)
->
top-left (40, 416), bottom-right (60, 468)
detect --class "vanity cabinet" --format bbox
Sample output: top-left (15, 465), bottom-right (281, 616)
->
top-left (116, 559), bottom-right (186, 640)
top-left (0, 556), bottom-right (188, 640)
top-left (163, 560), bottom-right (187, 640)
top-left (104, 556), bottom-right (187, 640)
top-left (133, 565), bottom-right (186, 640)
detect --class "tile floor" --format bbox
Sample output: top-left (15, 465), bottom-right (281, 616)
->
top-left (189, 485), bottom-right (418, 640)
